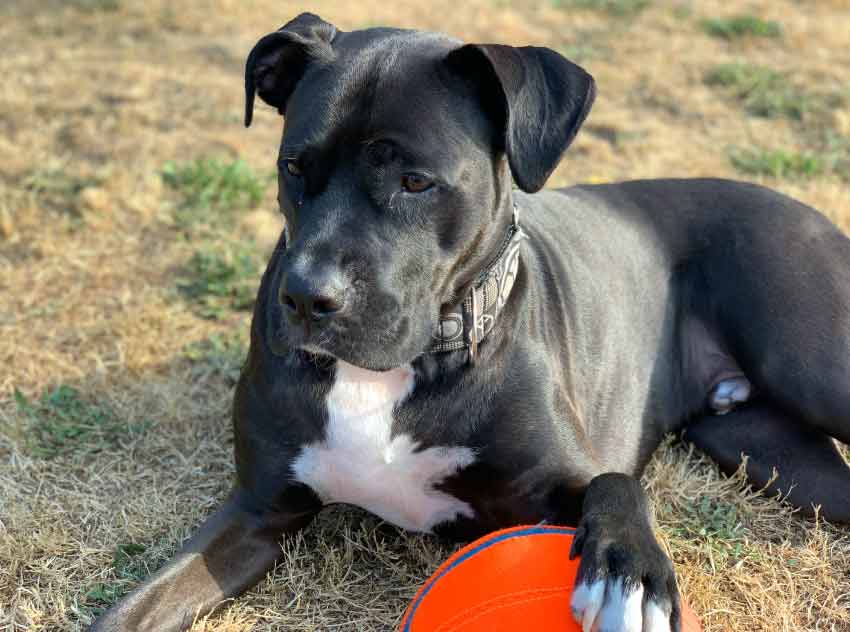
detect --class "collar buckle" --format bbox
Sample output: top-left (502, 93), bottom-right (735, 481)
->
top-left (468, 287), bottom-right (480, 365)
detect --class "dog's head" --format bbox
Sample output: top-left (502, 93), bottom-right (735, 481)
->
top-left (245, 13), bottom-right (594, 371)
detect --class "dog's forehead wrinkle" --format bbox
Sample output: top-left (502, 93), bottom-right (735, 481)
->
top-left (286, 30), bottom-right (466, 162)
top-left (336, 28), bottom-right (460, 65)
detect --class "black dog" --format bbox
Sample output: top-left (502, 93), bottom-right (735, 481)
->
top-left (93, 13), bottom-right (850, 632)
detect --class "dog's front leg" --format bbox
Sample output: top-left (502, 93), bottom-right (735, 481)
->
top-left (90, 487), bottom-right (318, 632)
top-left (568, 473), bottom-right (680, 632)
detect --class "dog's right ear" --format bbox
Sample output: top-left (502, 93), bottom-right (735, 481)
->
top-left (244, 13), bottom-right (337, 127)
top-left (444, 44), bottom-right (595, 193)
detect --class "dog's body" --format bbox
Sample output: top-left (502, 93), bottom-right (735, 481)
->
top-left (93, 15), bottom-right (850, 632)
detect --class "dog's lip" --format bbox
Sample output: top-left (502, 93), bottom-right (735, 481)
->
top-left (299, 343), bottom-right (408, 373)
top-left (300, 343), bottom-right (336, 359)
top-left (266, 331), bottom-right (338, 365)
top-left (299, 345), bottom-right (387, 371)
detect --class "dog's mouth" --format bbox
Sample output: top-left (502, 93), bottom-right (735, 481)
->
top-left (299, 343), bottom-right (338, 364)
top-left (265, 311), bottom-right (423, 372)
top-left (300, 343), bottom-right (333, 356)
top-left (298, 345), bottom-right (397, 372)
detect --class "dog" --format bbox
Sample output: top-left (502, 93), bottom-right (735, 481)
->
top-left (92, 13), bottom-right (850, 632)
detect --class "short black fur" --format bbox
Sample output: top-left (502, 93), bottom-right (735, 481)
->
top-left (94, 15), bottom-right (850, 632)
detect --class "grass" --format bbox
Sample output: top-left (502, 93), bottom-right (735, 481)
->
top-left (560, 43), bottom-right (603, 62)
top-left (553, 0), bottom-right (650, 17)
top-left (163, 158), bottom-right (268, 318)
top-left (23, 167), bottom-right (101, 218)
top-left (183, 331), bottom-right (249, 385)
top-left (81, 584), bottom-right (125, 619)
top-left (685, 496), bottom-right (745, 541)
top-left (824, 132), bottom-right (850, 182)
top-left (730, 147), bottom-right (825, 179)
top-left (704, 63), bottom-right (808, 119)
top-left (82, 543), bottom-right (152, 617)
top-left (671, 3), bottom-right (692, 20)
top-left (71, 0), bottom-right (123, 11)
top-left (13, 385), bottom-right (151, 459)
top-left (162, 158), bottom-right (267, 229)
top-left (701, 15), bottom-right (782, 40)
top-left (177, 243), bottom-right (264, 319)
top-left (667, 495), bottom-right (756, 568)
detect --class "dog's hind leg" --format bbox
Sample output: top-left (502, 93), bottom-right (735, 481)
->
top-left (686, 184), bottom-right (850, 445)
top-left (684, 402), bottom-right (850, 523)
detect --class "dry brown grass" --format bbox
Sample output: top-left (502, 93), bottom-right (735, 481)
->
top-left (1, 1), bottom-right (849, 630)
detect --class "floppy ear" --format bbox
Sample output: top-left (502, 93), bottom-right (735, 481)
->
top-left (244, 12), bottom-right (337, 127)
top-left (445, 44), bottom-right (595, 193)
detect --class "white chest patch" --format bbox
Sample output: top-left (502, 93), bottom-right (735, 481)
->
top-left (291, 360), bottom-right (477, 532)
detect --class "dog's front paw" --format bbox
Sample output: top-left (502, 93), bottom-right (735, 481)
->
top-left (568, 518), bottom-right (680, 632)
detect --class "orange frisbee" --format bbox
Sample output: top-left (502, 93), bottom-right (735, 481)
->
top-left (400, 525), bottom-right (701, 632)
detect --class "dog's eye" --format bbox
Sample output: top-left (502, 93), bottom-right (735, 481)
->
top-left (283, 159), bottom-right (303, 177)
top-left (401, 173), bottom-right (433, 193)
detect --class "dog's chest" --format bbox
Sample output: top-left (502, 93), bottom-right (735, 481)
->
top-left (291, 361), bottom-right (476, 532)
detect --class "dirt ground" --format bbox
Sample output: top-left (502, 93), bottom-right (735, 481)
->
top-left (1, 1), bottom-right (849, 630)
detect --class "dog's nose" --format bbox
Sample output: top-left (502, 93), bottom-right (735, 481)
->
top-left (280, 269), bottom-right (347, 322)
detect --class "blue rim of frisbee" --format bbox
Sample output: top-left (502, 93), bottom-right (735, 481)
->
top-left (403, 525), bottom-right (577, 632)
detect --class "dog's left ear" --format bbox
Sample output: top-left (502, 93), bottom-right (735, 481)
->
top-left (445, 44), bottom-right (595, 193)
top-left (244, 13), bottom-right (337, 127)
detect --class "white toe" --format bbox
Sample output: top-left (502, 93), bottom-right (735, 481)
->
top-left (571, 579), bottom-right (605, 632)
top-left (644, 597), bottom-right (671, 632)
top-left (597, 577), bottom-right (643, 632)
top-left (572, 577), bottom-right (673, 632)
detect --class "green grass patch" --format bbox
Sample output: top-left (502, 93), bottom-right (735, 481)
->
top-left (553, 0), bottom-right (650, 17)
top-left (82, 583), bottom-right (125, 616)
top-left (686, 496), bottom-right (744, 541)
top-left (730, 147), bottom-right (824, 179)
top-left (81, 542), bottom-right (161, 618)
top-left (162, 157), bottom-right (267, 229)
top-left (665, 496), bottom-right (760, 567)
top-left (14, 386), bottom-right (151, 459)
top-left (705, 63), bottom-right (808, 119)
top-left (113, 543), bottom-right (150, 582)
top-left (183, 331), bottom-right (248, 385)
top-left (701, 15), bottom-right (782, 40)
top-left (178, 242), bottom-right (264, 319)
top-left (72, 0), bottom-right (122, 11)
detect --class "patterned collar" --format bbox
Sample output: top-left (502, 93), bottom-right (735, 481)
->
top-left (428, 207), bottom-right (525, 364)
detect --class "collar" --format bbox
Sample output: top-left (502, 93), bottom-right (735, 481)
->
top-left (428, 206), bottom-right (525, 364)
